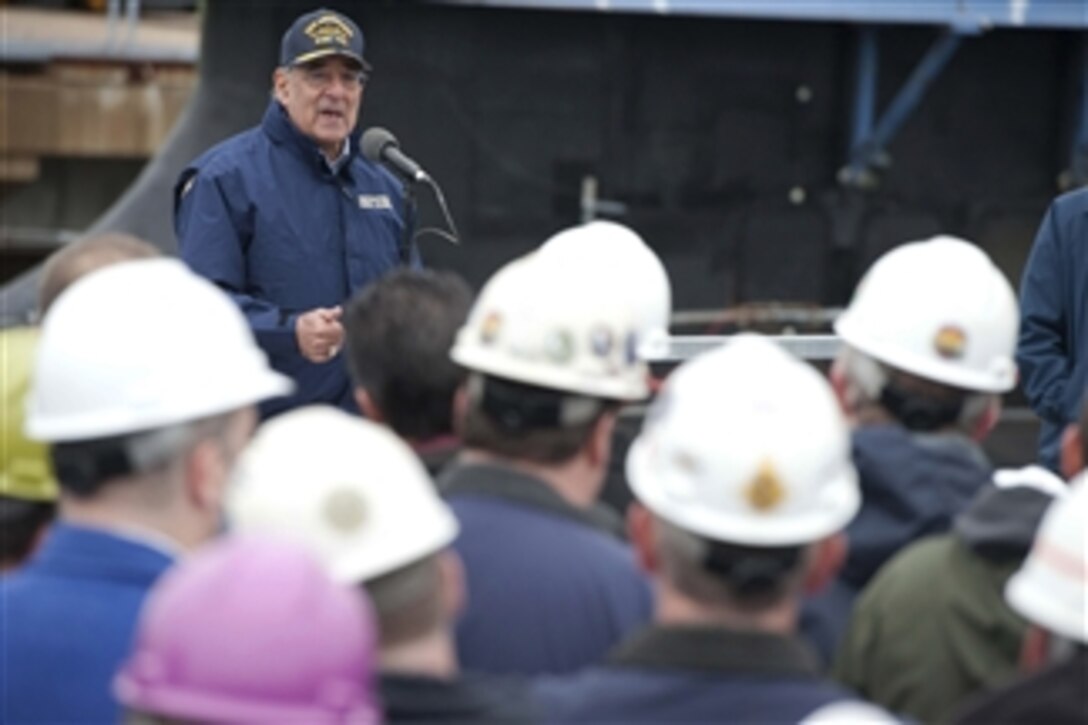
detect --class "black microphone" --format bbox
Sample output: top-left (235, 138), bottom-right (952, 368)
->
top-left (361, 127), bottom-right (430, 184)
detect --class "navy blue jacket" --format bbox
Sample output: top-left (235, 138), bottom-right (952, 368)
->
top-left (803, 424), bottom-right (992, 663)
top-left (534, 626), bottom-right (895, 723)
top-left (0, 523), bottom-right (175, 723)
top-left (440, 462), bottom-right (653, 676)
top-left (1017, 188), bottom-right (1088, 471)
top-left (175, 101), bottom-right (413, 417)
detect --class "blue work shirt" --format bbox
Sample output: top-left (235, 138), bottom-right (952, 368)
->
top-left (175, 101), bottom-right (415, 418)
top-left (439, 462), bottom-right (653, 677)
top-left (1, 522), bottom-right (175, 723)
top-left (534, 626), bottom-right (896, 723)
top-left (1017, 188), bottom-right (1088, 471)
top-left (803, 424), bottom-right (992, 663)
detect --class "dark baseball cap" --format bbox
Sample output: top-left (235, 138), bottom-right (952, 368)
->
top-left (280, 8), bottom-right (367, 69)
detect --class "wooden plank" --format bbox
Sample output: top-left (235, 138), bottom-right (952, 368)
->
top-left (0, 156), bottom-right (41, 183)
top-left (0, 64), bottom-right (196, 157)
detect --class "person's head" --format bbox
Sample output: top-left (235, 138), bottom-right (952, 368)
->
top-left (115, 536), bottom-right (380, 724)
top-left (625, 335), bottom-right (859, 629)
top-left (273, 8), bottom-right (369, 158)
top-left (227, 407), bottom-right (463, 653)
top-left (344, 269), bottom-right (474, 444)
top-left (25, 259), bottom-right (293, 549)
top-left (537, 221), bottom-right (672, 360)
top-left (37, 232), bottom-right (160, 319)
top-left (832, 236), bottom-right (1017, 439)
top-left (1004, 477), bottom-right (1087, 672)
top-left (449, 254), bottom-right (648, 492)
top-left (1, 328), bottom-right (59, 570)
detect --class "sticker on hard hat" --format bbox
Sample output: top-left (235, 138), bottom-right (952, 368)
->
top-left (745, 460), bottom-right (786, 512)
top-left (323, 488), bottom-right (367, 533)
top-left (933, 325), bottom-right (967, 360)
top-left (480, 312), bottom-right (503, 345)
top-left (624, 331), bottom-right (640, 365)
top-left (589, 326), bottom-right (614, 357)
top-left (544, 330), bottom-right (575, 364)
top-left (671, 450), bottom-right (701, 475)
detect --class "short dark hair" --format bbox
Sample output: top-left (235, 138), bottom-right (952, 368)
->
top-left (0, 498), bottom-right (56, 569)
top-left (461, 374), bottom-right (616, 465)
top-left (50, 413), bottom-right (236, 498)
top-left (656, 517), bottom-right (807, 612)
top-left (345, 270), bottom-right (473, 441)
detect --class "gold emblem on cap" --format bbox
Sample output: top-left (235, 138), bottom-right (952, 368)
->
top-left (305, 14), bottom-right (354, 48)
top-left (323, 487), bottom-right (366, 533)
top-left (745, 459), bottom-right (786, 512)
top-left (934, 325), bottom-right (967, 360)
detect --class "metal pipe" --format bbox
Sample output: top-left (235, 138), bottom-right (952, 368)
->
top-left (669, 307), bottom-right (843, 327)
top-left (646, 334), bottom-right (842, 363)
top-left (843, 29), bottom-right (962, 185)
top-left (125, 0), bottom-right (142, 51)
top-left (106, 0), bottom-right (121, 51)
top-left (849, 26), bottom-right (878, 154)
top-left (862, 30), bottom-right (962, 161)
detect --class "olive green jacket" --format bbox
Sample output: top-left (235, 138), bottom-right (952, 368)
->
top-left (833, 534), bottom-right (1025, 724)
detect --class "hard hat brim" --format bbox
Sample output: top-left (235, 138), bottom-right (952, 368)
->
top-left (625, 436), bottom-right (861, 548)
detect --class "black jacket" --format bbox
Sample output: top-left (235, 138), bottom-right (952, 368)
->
top-left (954, 649), bottom-right (1088, 725)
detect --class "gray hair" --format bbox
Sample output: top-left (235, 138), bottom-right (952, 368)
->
top-left (835, 344), bottom-right (994, 434)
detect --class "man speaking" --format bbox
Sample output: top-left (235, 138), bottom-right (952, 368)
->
top-left (175, 7), bottom-right (415, 417)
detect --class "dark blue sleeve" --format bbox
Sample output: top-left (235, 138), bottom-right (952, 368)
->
top-left (1016, 201), bottom-right (1069, 423)
top-left (175, 170), bottom-right (299, 358)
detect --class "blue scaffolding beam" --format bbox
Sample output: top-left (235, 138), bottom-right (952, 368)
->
top-left (839, 28), bottom-right (964, 189)
top-left (429, 0), bottom-right (1088, 31)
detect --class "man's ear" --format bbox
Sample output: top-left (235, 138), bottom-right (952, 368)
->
top-left (354, 388), bottom-right (384, 424)
top-left (1060, 423), bottom-right (1084, 480)
top-left (451, 383), bottom-right (469, 438)
top-left (970, 396), bottom-right (1002, 443)
top-left (586, 410), bottom-right (618, 469)
top-left (184, 439), bottom-right (227, 515)
top-left (1019, 624), bottom-right (1052, 674)
top-left (802, 532), bottom-right (847, 596)
top-left (828, 357), bottom-right (853, 417)
top-left (627, 503), bottom-right (659, 576)
top-left (272, 68), bottom-right (290, 104)
top-left (437, 550), bottom-right (467, 623)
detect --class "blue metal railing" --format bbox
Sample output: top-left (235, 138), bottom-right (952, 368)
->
top-left (429, 0), bottom-right (1088, 31)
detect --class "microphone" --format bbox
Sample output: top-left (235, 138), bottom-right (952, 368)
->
top-left (361, 127), bottom-right (431, 184)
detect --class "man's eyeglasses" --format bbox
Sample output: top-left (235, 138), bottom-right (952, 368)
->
top-left (296, 65), bottom-right (370, 91)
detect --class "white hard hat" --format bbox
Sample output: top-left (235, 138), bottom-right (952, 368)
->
top-left (834, 236), bottom-right (1018, 393)
top-left (627, 334), bottom-right (860, 546)
top-left (1005, 475), bottom-right (1087, 644)
top-left (538, 221), bottom-right (672, 360)
top-left (26, 259), bottom-right (292, 442)
top-left (992, 465), bottom-right (1069, 500)
top-left (450, 254), bottom-right (649, 401)
top-left (801, 702), bottom-right (899, 724)
top-left (227, 406), bottom-right (459, 584)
